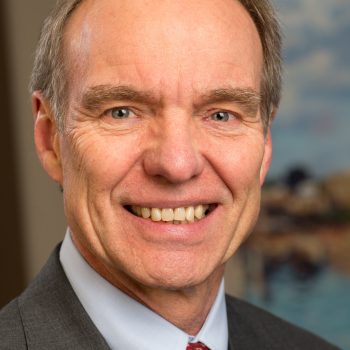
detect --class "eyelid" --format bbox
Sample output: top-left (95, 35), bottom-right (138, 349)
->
top-left (207, 108), bottom-right (241, 120)
top-left (103, 106), bottom-right (137, 118)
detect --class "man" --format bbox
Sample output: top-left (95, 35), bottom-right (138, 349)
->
top-left (0, 0), bottom-right (339, 349)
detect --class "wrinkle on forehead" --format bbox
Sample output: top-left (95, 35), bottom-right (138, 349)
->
top-left (63, 0), bottom-right (263, 108)
top-left (64, 0), bottom-right (262, 62)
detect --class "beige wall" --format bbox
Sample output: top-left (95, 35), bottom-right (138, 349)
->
top-left (4, 0), bottom-right (66, 281)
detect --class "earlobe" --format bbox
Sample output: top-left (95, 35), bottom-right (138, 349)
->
top-left (259, 130), bottom-right (272, 186)
top-left (32, 91), bottom-right (63, 184)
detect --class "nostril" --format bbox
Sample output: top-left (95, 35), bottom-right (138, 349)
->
top-left (142, 136), bottom-right (204, 184)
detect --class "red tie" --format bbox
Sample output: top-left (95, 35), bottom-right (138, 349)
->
top-left (186, 342), bottom-right (210, 350)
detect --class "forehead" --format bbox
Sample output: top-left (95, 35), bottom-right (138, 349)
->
top-left (66, 0), bottom-right (258, 35)
top-left (63, 0), bottom-right (263, 98)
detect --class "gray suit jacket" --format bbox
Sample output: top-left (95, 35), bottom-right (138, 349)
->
top-left (0, 245), bottom-right (340, 349)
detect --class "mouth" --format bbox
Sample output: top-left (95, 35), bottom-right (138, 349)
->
top-left (125, 204), bottom-right (217, 224)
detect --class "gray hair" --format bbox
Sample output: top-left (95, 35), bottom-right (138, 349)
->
top-left (30, 0), bottom-right (282, 132)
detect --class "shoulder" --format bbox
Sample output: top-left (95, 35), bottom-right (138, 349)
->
top-left (0, 245), bottom-right (109, 350)
top-left (0, 299), bottom-right (26, 349)
top-left (0, 245), bottom-right (65, 350)
top-left (225, 295), bottom-right (340, 350)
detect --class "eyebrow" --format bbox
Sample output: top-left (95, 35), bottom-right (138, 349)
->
top-left (199, 87), bottom-right (261, 118)
top-left (81, 84), bottom-right (261, 117)
top-left (81, 85), bottom-right (157, 112)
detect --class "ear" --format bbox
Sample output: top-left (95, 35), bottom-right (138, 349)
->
top-left (32, 91), bottom-right (63, 185)
top-left (259, 129), bottom-right (272, 186)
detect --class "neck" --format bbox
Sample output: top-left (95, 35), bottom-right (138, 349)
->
top-left (125, 269), bottom-right (224, 335)
top-left (74, 235), bottom-right (224, 335)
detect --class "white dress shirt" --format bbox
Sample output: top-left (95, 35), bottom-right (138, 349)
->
top-left (60, 231), bottom-right (228, 350)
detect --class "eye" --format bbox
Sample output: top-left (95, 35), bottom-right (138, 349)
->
top-left (110, 107), bottom-right (132, 119)
top-left (210, 111), bottom-right (235, 122)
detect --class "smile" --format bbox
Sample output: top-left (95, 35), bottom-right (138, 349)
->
top-left (127, 204), bottom-right (216, 224)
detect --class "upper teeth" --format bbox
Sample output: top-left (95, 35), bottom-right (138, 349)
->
top-left (131, 205), bottom-right (210, 223)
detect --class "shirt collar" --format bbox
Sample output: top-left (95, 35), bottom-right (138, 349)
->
top-left (60, 230), bottom-right (228, 350)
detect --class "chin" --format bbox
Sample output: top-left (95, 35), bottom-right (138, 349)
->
top-left (128, 258), bottom-right (225, 292)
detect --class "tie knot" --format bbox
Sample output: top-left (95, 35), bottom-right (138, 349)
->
top-left (186, 342), bottom-right (210, 350)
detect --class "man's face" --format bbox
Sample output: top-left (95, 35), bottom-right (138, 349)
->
top-left (49, 0), bottom-right (271, 290)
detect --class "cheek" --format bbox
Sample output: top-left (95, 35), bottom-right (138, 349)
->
top-left (215, 139), bottom-right (265, 193)
top-left (61, 131), bottom-right (142, 192)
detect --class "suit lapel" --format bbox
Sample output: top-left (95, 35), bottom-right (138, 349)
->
top-left (18, 245), bottom-right (110, 350)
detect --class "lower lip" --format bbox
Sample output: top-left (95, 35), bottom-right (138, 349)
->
top-left (123, 206), bottom-right (219, 242)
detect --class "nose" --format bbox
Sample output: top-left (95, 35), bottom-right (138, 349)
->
top-left (143, 115), bottom-right (204, 183)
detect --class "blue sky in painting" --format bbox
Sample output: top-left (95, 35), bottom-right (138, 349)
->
top-left (269, 0), bottom-right (350, 178)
